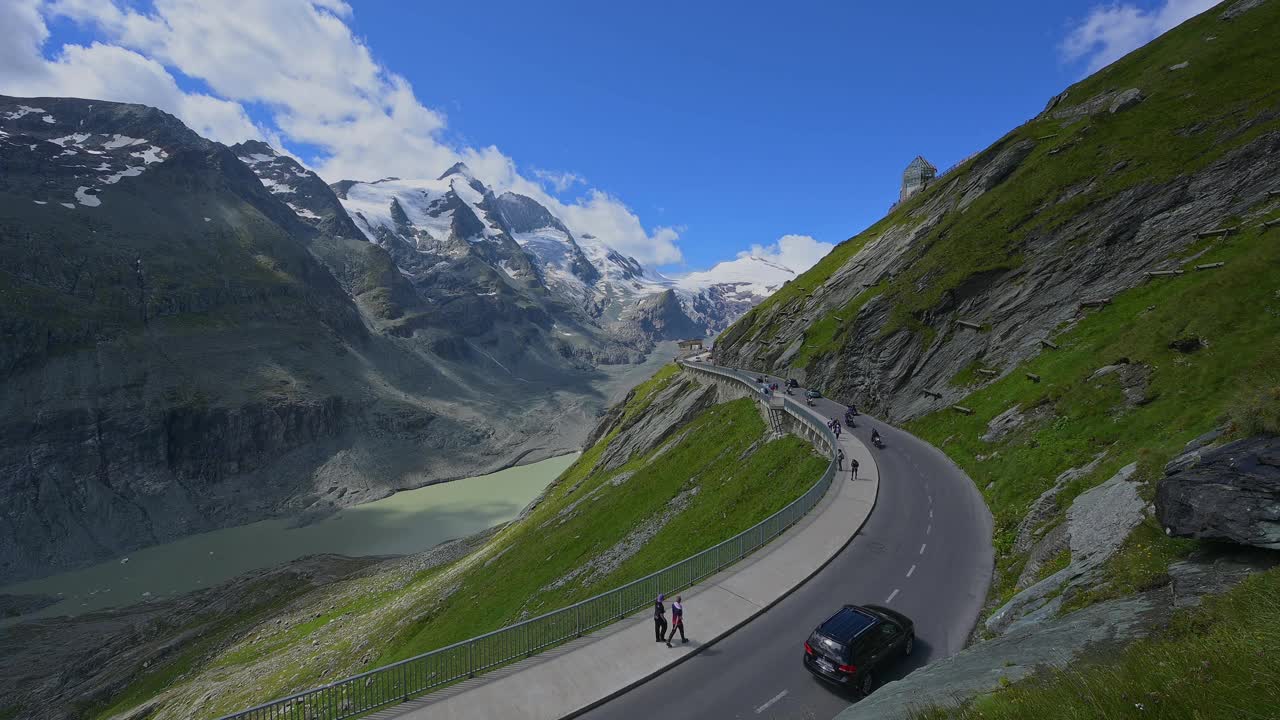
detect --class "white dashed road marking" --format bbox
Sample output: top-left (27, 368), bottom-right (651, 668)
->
top-left (886, 588), bottom-right (900, 603)
top-left (927, 524), bottom-right (932, 535)
top-left (919, 543), bottom-right (927, 555)
top-left (906, 564), bottom-right (916, 578)
top-left (755, 690), bottom-right (788, 714)
top-left (929, 509), bottom-right (934, 519)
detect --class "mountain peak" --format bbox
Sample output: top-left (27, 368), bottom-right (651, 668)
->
top-left (231, 139), bottom-right (277, 157)
top-left (438, 162), bottom-right (474, 180)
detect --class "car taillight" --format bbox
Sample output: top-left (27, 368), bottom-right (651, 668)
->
top-left (804, 642), bottom-right (815, 655)
top-left (838, 663), bottom-right (857, 674)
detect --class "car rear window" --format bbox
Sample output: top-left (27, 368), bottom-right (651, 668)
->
top-left (808, 630), bottom-right (846, 661)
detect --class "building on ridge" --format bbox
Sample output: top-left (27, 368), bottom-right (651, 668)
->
top-left (899, 155), bottom-right (937, 203)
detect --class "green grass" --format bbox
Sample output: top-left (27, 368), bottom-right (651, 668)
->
top-left (372, 392), bottom-right (825, 662)
top-left (904, 218), bottom-right (1280, 610)
top-left (107, 366), bottom-right (828, 719)
top-left (89, 577), bottom-right (314, 720)
top-left (911, 566), bottom-right (1280, 720)
top-left (791, 280), bottom-right (886, 369)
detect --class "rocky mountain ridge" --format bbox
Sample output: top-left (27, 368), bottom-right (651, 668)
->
top-left (0, 95), bottom-right (666, 585)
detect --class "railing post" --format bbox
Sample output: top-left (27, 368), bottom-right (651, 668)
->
top-left (467, 642), bottom-right (474, 678)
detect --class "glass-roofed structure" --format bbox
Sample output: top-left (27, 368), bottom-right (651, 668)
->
top-left (899, 155), bottom-right (937, 203)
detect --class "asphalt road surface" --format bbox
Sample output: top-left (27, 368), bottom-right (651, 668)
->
top-left (575, 366), bottom-right (993, 720)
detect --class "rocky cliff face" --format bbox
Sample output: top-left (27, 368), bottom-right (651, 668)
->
top-left (614, 289), bottom-right (705, 345)
top-left (0, 96), bottom-right (639, 584)
top-left (714, 0), bottom-right (1280, 423)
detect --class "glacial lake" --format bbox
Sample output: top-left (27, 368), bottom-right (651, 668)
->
top-left (1, 453), bottom-right (578, 625)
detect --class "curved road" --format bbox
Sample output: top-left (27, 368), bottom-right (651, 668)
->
top-left (576, 366), bottom-right (993, 720)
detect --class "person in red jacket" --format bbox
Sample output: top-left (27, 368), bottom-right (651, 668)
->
top-left (666, 596), bottom-right (687, 646)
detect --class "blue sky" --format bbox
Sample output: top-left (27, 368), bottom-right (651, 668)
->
top-left (351, 1), bottom-right (1095, 271)
top-left (2, 0), bottom-right (1219, 273)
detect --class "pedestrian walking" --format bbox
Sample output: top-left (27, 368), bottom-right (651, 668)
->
top-left (837, 447), bottom-right (845, 471)
top-left (654, 593), bottom-right (668, 642)
top-left (666, 596), bottom-right (687, 646)
top-left (851, 457), bottom-right (859, 480)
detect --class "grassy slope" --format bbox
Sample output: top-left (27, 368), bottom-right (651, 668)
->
top-left (728, 1), bottom-right (1280, 365)
top-left (906, 218), bottom-right (1279, 612)
top-left (912, 566), bottom-right (1280, 720)
top-left (371, 376), bottom-right (826, 662)
top-left (719, 3), bottom-right (1280, 613)
top-left (101, 365), bottom-right (826, 718)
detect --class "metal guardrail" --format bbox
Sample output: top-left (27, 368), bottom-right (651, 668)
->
top-left (217, 361), bottom-right (837, 720)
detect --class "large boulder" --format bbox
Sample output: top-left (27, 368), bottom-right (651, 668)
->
top-left (1156, 435), bottom-right (1280, 550)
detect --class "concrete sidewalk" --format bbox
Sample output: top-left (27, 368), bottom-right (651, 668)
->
top-left (372, 374), bottom-right (879, 720)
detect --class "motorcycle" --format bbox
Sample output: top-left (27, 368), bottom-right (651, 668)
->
top-left (844, 412), bottom-right (857, 427)
top-left (871, 433), bottom-right (884, 449)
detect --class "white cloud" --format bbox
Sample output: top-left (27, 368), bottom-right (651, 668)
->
top-left (0, 0), bottom-right (49, 82)
top-left (8, 0), bottom-right (684, 265)
top-left (739, 234), bottom-right (833, 272)
top-left (0, 2), bottom-right (262, 144)
top-left (532, 168), bottom-right (587, 193)
top-left (1061, 0), bottom-right (1221, 73)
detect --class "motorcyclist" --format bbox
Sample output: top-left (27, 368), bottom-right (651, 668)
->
top-left (871, 429), bottom-right (882, 447)
top-left (847, 404), bottom-right (858, 416)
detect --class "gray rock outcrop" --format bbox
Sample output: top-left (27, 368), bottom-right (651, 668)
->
top-left (1221, 0), bottom-right (1267, 21)
top-left (986, 462), bottom-right (1144, 635)
top-left (1012, 452), bottom-right (1107, 555)
top-left (1156, 435), bottom-right (1280, 549)
top-left (596, 375), bottom-right (719, 472)
top-left (1108, 88), bottom-right (1145, 114)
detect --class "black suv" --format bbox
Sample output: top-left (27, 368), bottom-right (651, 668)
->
top-left (802, 604), bottom-right (914, 696)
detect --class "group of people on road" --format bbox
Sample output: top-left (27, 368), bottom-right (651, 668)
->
top-left (828, 424), bottom-right (861, 479)
top-left (653, 594), bottom-right (687, 647)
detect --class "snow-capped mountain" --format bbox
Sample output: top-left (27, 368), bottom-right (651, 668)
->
top-left (0, 100), bottom-right (174, 211)
top-left (231, 139), bottom-right (363, 240)
top-left (674, 253), bottom-right (796, 299)
top-left (234, 146), bottom-right (789, 343)
top-left (335, 168), bottom-right (798, 336)
top-left (670, 253), bottom-right (799, 333)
